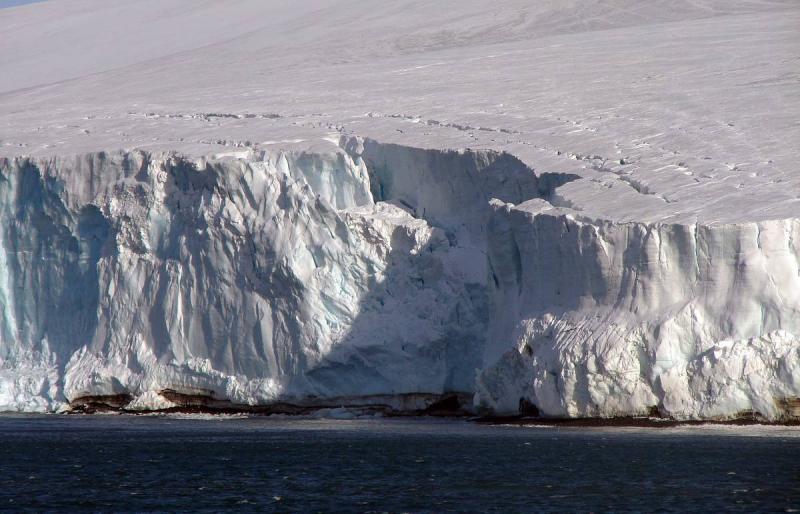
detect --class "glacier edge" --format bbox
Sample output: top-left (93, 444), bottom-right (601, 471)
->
top-left (0, 139), bottom-right (799, 420)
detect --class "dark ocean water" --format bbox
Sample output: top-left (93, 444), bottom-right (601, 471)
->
top-left (1, 415), bottom-right (799, 513)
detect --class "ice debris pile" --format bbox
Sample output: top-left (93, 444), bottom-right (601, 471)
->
top-left (0, 137), bottom-right (799, 419)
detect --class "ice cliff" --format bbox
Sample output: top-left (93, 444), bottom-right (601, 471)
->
top-left (0, 137), bottom-right (798, 420)
top-left (0, 139), bottom-right (541, 413)
top-left (477, 201), bottom-right (800, 419)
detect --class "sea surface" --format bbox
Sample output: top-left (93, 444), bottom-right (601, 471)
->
top-left (1, 415), bottom-right (799, 513)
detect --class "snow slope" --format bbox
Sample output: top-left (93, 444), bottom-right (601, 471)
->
top-left (0, 0), bottom-right (799, 418)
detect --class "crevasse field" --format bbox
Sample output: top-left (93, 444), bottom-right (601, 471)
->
top-left (0, 0), bottom-right (799, 420)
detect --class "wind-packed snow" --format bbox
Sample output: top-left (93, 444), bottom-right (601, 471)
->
top-left (0, 0), bottom-right (799, 418)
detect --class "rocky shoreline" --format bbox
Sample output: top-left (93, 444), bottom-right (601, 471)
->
top-left (62, 391), bottom-right (800, 427)
top-left (66, 391), bottom-right (474, 418)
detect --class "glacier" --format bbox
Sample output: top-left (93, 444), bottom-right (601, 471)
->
top-left (1, 140), bottom-right (800, 420)
top-left (1, 0), bottom-right (799, 419)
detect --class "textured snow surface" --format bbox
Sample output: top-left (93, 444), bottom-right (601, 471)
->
top-left (0, 0), bottom-right (799, 417)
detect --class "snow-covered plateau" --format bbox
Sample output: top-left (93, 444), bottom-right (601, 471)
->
top-left (0, 0), bottom-right (799, 419)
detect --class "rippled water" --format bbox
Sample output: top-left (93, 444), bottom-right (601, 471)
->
top-left (1, 415), bottom-right (799, 512)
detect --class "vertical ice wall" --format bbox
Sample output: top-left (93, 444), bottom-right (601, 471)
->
top-left (1, 140), bottom-right (799, 419)
top-left (0, 143), bottom-right (547, 412)
top-left (475, 200), bottom-right (800, 419)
